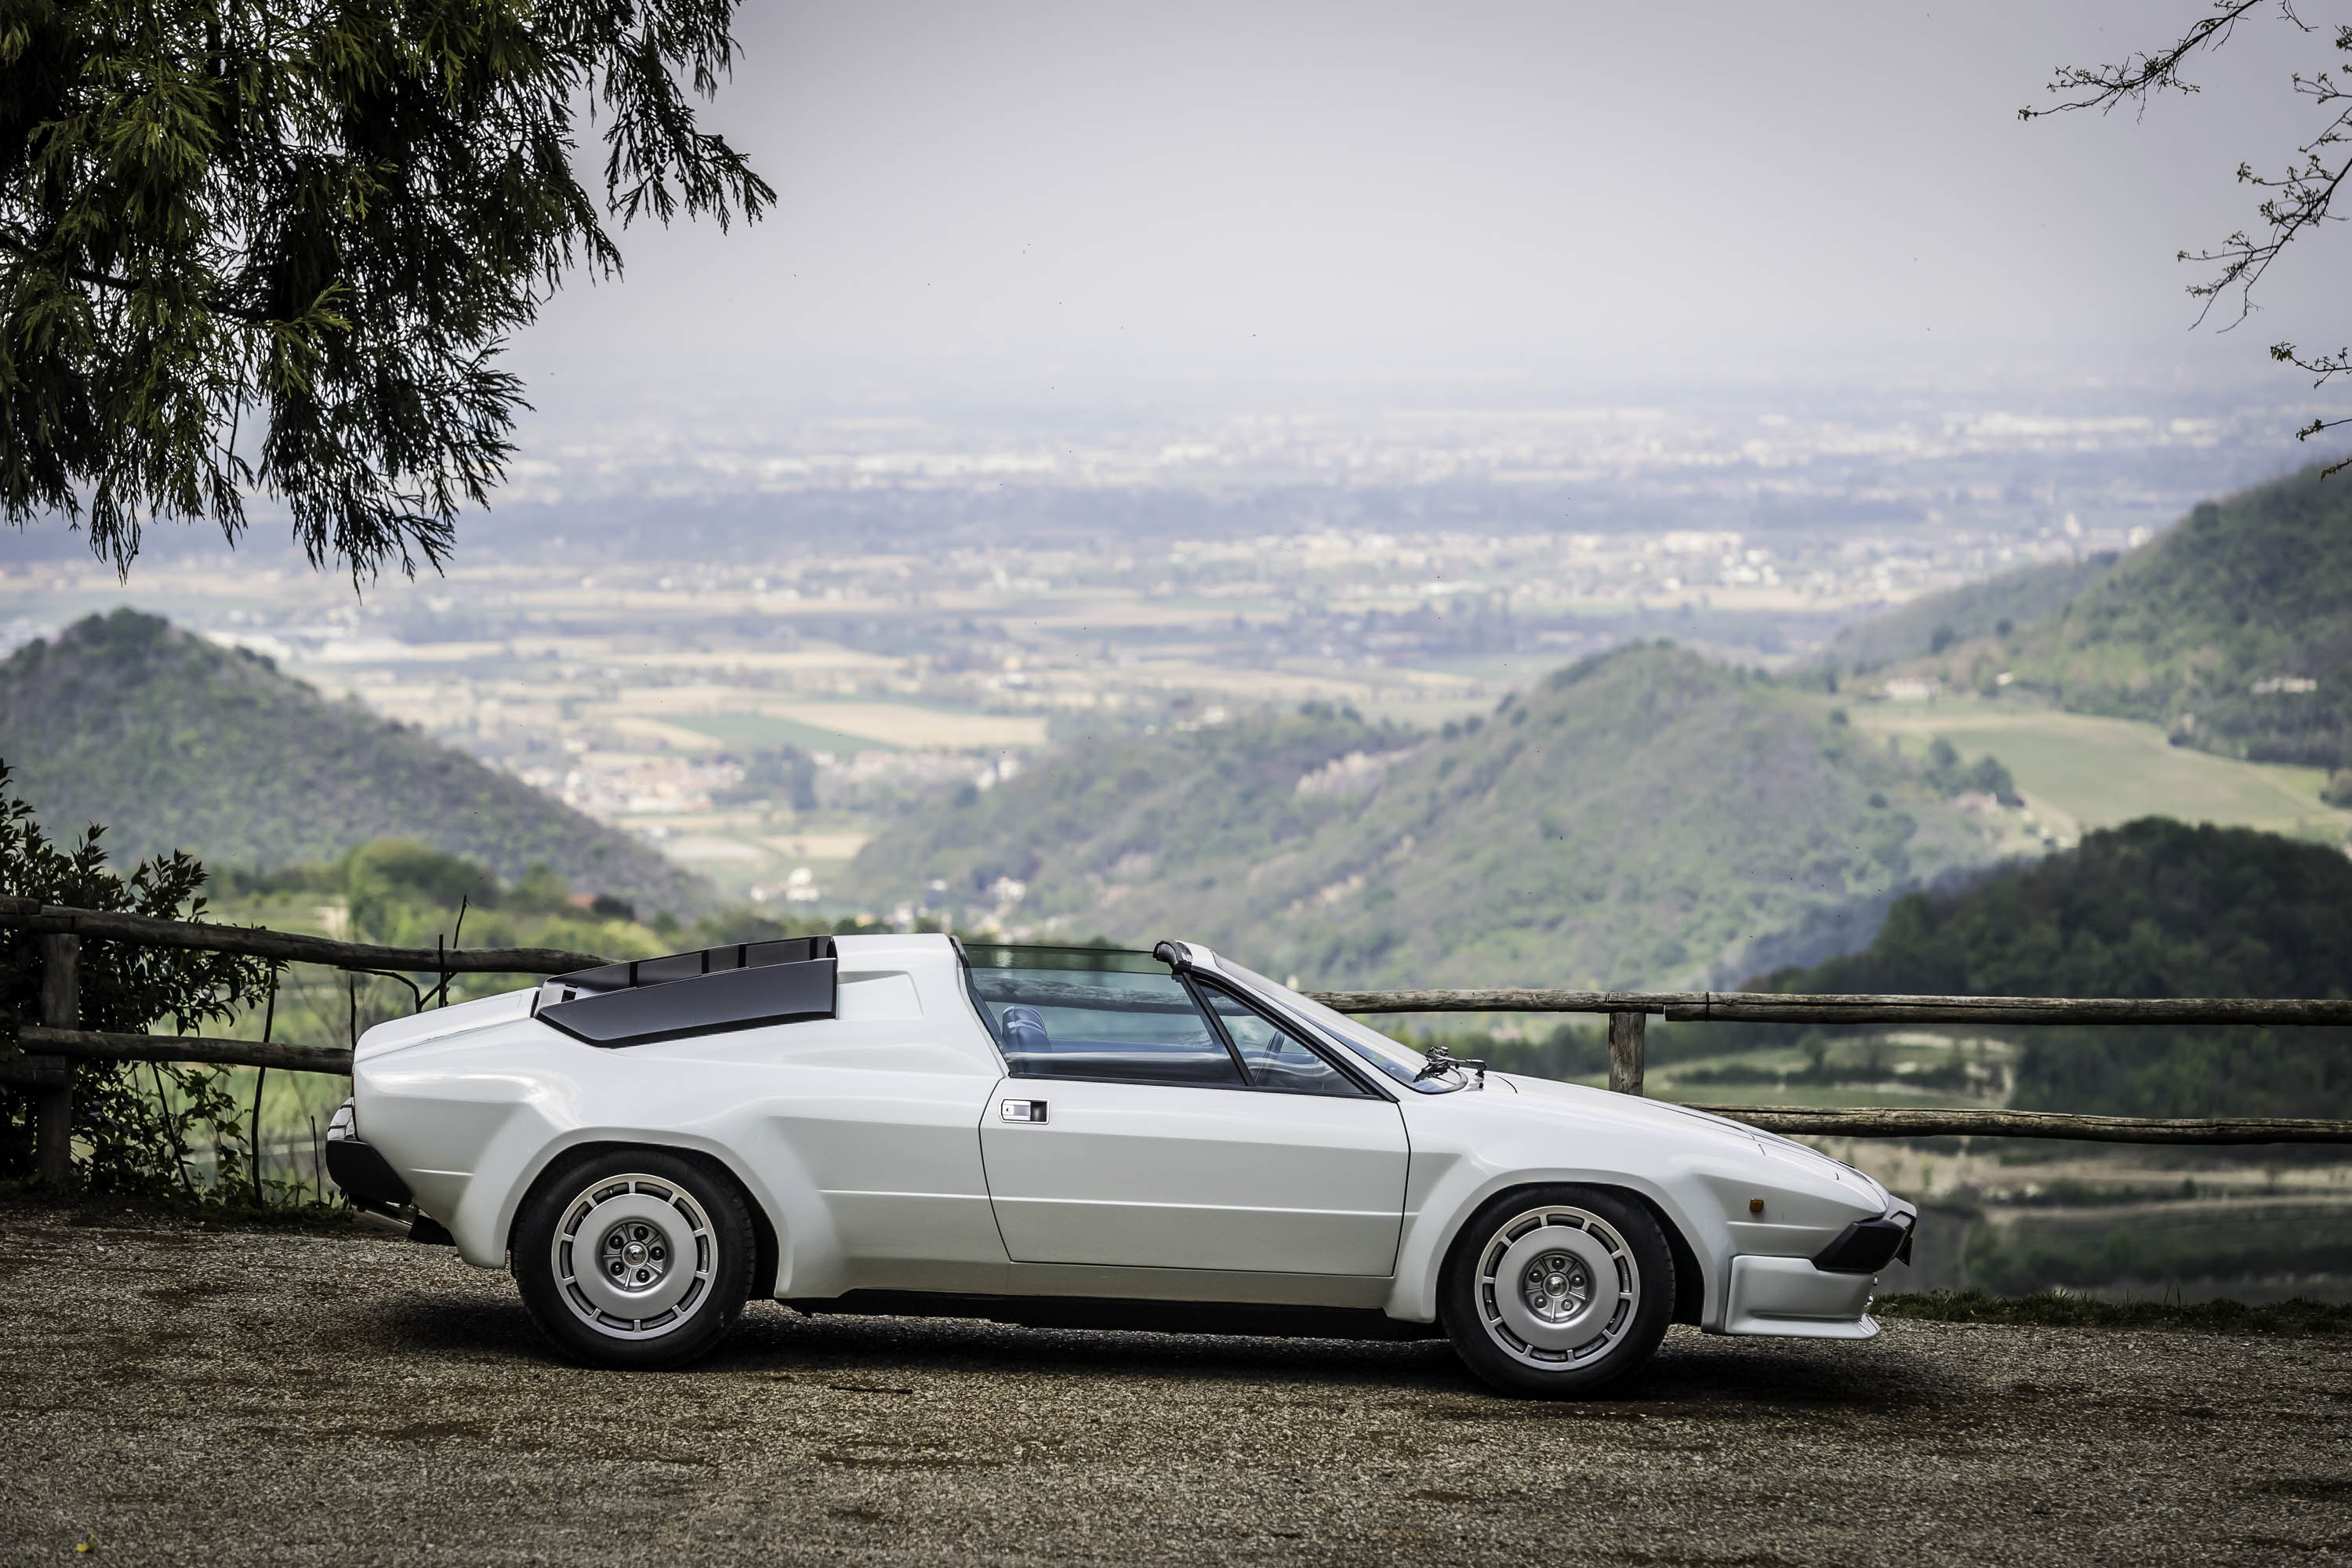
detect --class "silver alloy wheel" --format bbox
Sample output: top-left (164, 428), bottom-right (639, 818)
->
top-left (1473, 1203), bottom-right (1640, 1369)
top-left (550, 1173), bottom-right (718, 1340)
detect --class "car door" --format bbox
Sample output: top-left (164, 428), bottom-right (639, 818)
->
top-left (973, 964), bottom-right (1408, 1276)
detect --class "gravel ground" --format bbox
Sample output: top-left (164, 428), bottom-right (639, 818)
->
top-left (2, 1198), bottom-right (2348, 1567)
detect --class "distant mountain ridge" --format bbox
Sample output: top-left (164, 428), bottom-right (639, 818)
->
top-left (848, 644), bottom-right (2012, 989)
top-left (0, 608), bottom-right (707, 912)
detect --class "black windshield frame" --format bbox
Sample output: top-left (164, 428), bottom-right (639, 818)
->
top-left (1186, 975), bottom-right (1381, 1099)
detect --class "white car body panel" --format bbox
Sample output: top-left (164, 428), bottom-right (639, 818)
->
top-left (1378, 1071), bottom-right (1889, 1333)
top-left (1724, 1256), bottom-right (1881, 1336)
top-left (981, 1079), bottom-right (1408, 1274)
top-left (347, 932), bottom-right (1904, 1341)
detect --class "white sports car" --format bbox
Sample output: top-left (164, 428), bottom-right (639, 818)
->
top-left (327, 935), bottom-right (1914, 1396)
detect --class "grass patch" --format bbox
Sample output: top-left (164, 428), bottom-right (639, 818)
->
top-left (1877, 1289), bottom-right (2352, 1335)
top-left (1849, 702), bottom-right (2351, 838)
top-left (0, 1184), bottom-right (368, 1236)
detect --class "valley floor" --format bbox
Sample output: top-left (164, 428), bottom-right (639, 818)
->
top-left (2, 1198), bottom-right (2346, 1566)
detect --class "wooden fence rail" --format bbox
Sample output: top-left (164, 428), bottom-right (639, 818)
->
top-left (0, 897), bottom-right (604, 975)
top-left (1310, 987), bottom-right (2352, 1028)
top-left (9, 1025), bottom-right (354, 1076)
top-left (1686, 1105), bottom-right (2352, 1145)
top-left (9, 902), bottom-right (2352, 1179)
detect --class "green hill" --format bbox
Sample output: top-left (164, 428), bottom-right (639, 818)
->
top-left (848, 644), bottom-right (2013, 989)
top-left (0, 608), bottom-right (707, 912)
top-left (1762, 817), bottom-right (2352, 1118)
top-left (2009, 465), bottom-right (2352, 770)
top-left (1827, 553), bottom-right (2118, 672)
top-left (1846, 463), bottom-right (2352, 772)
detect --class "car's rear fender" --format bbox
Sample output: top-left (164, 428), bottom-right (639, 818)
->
top-left (354, 1030), bottom-right (836, 1295)
top-left (454, 1103), bottom-right (827, 1299)
top-left (501, 1136), bottom-right (786, 1300)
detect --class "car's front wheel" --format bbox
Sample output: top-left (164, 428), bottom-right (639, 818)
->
top-left (1439, 1184), bottom-right (1675, 1398)
top-left (513, 1149), bottom-right (755, 1370)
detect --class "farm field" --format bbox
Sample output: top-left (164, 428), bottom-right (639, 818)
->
top-left (632, 699), bottom-right (1048, 753)
top-left (1849, 699), bottom-right (2352, 842)
top-left (666, 712), bottom-right (908, 755)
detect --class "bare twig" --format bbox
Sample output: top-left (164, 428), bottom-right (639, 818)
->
top-left (2025, 3), bottom-right (2352, 415)
top-left (249, 970), bottom-right (277, 1204)
top-left (350, 968), bottom-right (425, 1014)
top-left (147, 1061), bottom-right (198, 1198)
top-left (2021, 1), bottom-right (2277, 120)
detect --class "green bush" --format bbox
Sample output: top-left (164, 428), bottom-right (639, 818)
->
top-left (0, 761), bottom-right (273, 1192)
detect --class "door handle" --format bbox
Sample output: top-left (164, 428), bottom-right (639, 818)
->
top-left (1000, 1098), bottom-right (1048, 1123)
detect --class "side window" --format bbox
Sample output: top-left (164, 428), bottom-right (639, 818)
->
top-left (969, 966), bottom-right (1243, 1087)
top-left (1200, 987), bottom-right (1370, 1097)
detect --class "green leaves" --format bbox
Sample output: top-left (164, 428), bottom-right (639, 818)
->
top-left (0, 751), bottom-right (277, 1192)
top-left (0, 0), bottom-right (772, 578)
top-left (1778, 817), bottom-right (2352, 1119)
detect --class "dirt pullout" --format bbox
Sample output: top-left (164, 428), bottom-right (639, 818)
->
top-left (1, 1199), bottom-right (2347, 1567)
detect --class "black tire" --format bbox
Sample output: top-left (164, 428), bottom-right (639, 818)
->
top-left (513, 1148), bottom-right (756, 1370)
top-left (1439, 1183), bottom-right (1675, 1399)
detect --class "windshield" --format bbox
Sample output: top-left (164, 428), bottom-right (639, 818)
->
top-left (1210, 956), bottom-right (1468, 1093)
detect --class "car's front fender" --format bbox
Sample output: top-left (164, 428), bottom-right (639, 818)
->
top-left (1385, 1077), bottom-right (1886, 1331)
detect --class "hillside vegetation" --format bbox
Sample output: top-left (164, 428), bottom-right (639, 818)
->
top-left (214, 837), bottom-right (848, 981)
top-left (2013, 465), bottom-right (2352, 769)
top-left (0, 609), bottom-right (706, 912)
top-left (1828, 553), bottom-right (2118, 672)
top-left (849, 644), bottom-right (2013, 989)
top-left (1847, 464), bottom-right (2352, 775)
top-left (1763, 817), bottom-right (2352, 1117)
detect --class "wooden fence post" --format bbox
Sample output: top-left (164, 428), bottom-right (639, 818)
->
top-left (1607, 1010), bottom-right (1646, 1096)
top-left (34, 933), bottom-right (77, 1182)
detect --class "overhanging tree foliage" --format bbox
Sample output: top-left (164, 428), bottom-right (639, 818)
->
top-left (2028, 2), bottom-right (2352, 456)
top-left (0, 0), bottom-right (772, 578)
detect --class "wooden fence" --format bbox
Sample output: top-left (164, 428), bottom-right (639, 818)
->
top-left (8, 898), bottom-right (2352, 1184)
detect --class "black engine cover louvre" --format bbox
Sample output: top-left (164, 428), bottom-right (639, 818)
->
top-left (537, 956), bottom-right (837, 1047)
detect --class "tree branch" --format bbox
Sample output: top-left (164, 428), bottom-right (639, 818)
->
top-left (0, 229), bottom-right (278, 328)
top-left (2021, 0), bottom-right (2278, 119)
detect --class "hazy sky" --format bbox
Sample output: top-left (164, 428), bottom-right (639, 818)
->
top-left (515, 1), bottom-right (2344, 411)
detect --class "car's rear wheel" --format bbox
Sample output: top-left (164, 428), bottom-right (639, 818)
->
top-left (514, 1149), bottom-right (755, 1369)
top-left (1439, 1184), bottom-right (1675, 1398)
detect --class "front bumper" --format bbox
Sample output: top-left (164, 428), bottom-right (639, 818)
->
top-left (1722, 1200), bottom-right (1916, 1339)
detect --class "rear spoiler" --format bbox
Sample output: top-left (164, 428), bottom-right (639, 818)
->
top-left (533, 936), bottom-right (837, 1048)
